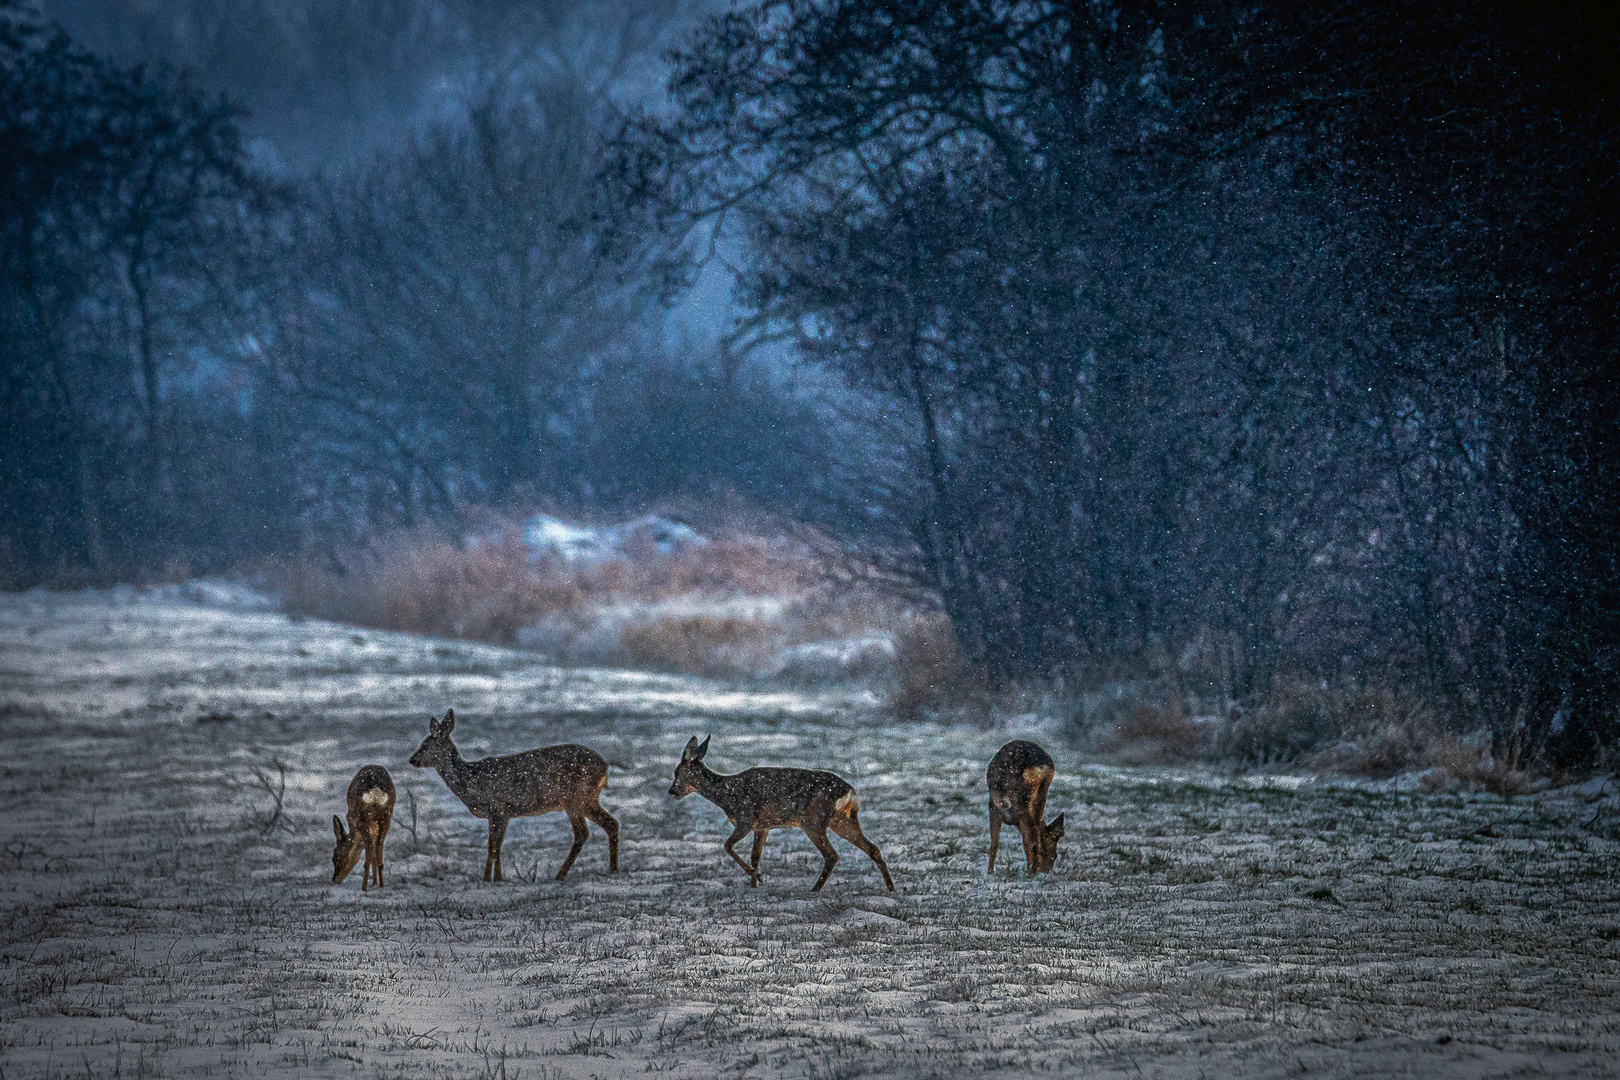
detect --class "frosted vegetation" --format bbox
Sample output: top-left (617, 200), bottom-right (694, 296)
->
top-left (2, 589), bottom-right (1617, 1078)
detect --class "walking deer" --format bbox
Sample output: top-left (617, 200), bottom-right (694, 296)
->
top-left (333, 764), bottom-right (395, 890)
top-left (668, 735), bottom-right (894, 891)
top-left (408, 709), bottom-right (619, 882)
top-left (986, 739), bottom-right (1065, 874)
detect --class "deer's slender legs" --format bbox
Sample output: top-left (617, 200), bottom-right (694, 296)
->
top-left (988, 809), bottom-right (1003, 872)
top-left (749, 829), bottom-right (769, 877)
top-left (486, 816), bottom-right (508, 882)
top-left (723, 822), bottom-right (756, 884)
top-left (585, 803), bottom-right (619, 871)
top-left (374, 819), bottom-right (389, 887)
top-left (1017, 821), bottom-right (1039, 875)
top-left (556, 810), bottom-right (590, 880)
top-left (806, 822), bottom-right (841, 891)
top-left (830, 810), bottom-right (894, 891)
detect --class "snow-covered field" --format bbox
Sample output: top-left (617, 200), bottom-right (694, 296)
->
top-left (2, 588), bottom-right (1617, 1078)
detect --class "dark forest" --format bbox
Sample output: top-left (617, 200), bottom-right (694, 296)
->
top-left (4, 0), bottom-right (1617, 768)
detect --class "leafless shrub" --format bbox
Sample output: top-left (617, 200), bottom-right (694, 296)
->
top-left (1214, 684), bottom-right (1367, 764)
top-left (244, 760), bottom-right (289, 834)
top-left (620, 616), bottom-right (779, 676)
top-left (887, 613), bottom-right (976, 720)
top-left (1104, 699), bottom-right (1211, 764)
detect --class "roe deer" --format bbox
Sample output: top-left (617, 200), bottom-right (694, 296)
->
top-left (407, 709), bottom-right (619, 882)
top-left (987, 739), bottom-right (1065, 874)
top-left (333, 764), bottom-right (395, 890)
top-left (668, 735), bottom-right (894, 891)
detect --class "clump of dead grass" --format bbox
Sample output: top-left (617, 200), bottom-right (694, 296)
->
top-left (274, 529), bottom-right (582, 644)
top-left (887, 613), bottom-right (983, 720)
top-left (1215, 684), bottom-right (1368, 765)
top-left (1103, 699), bottom-right (1213, 764)
top-left (620, 615), bottom-right (782, 676)
top-left (268, 516), bottom-right (866, 676)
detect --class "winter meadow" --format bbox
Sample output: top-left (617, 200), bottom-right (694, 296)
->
top-left (3, 2), bottom-right (1617, 1078)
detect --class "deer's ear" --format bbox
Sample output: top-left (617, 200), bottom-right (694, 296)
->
top-left (682, 736), bottom-right (700, 761)
top-left (333, 815), bottom-right (347, 840)
top-left (695, 735), bottom-right (710, 761)
top-left (441, 709), bottom-right (455, 734)
top-left (1047, 813), bottom-right (1065, 834)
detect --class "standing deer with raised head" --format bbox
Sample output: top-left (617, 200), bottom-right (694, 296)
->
top-left (668, 735), bottom-right (894, 891)
top-left (987, 739), bottom-right (1065, 874)
top-left (333, 764), bottom-right (395, 890)
top-left (408, 709), bottom-right (619, 882)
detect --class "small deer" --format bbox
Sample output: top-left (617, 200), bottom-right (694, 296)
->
top-left (986, 739), bottom-right (1065, 875)
top-left (669, 735), bottom-right (894, 891)
top-left (332, 764), bottom-right (395, 891)
top-left (408, 709), bottom-right (618, 882)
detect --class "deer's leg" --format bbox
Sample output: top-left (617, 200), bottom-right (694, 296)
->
top-left (804, 820), bottom-right (841, 892)
top-left (1017, 819), bottom-right (1039, 875)
top-left (830, 809), bottom-right (894, 891)
top-left (556, 810), bottom-right (590, 881)
top-left (375, 819), bottom-right (389, 888)
top-left (585, 802), bottom-right (619, 872)
top-left (749, 829), bottom-right (769, 877)
top-left (723, 822), bottom-right (757, 885)
top-left (486, 816), bottom-right (508, 882)
top-left (988, 807), bottom-right (1002, 873)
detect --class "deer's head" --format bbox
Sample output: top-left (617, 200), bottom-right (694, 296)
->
top-left (668, 735), bottom-right (710, 797)
top-left (1035, 813), bottom-right (1065, 873)
top-left (332, 816), bottom-right (362, 883)
top-left (408, 709), bottom-right (457, 770)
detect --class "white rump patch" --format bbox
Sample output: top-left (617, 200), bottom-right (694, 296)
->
top-left (1022, 765), bottom-right (1053, 786)
top-left (361, 788), bottom-right (390, 806)
top-left (835, 791), bottom-right (857, 813)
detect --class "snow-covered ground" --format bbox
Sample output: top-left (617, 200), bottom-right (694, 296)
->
top-left (1, 587), bottom-right (1617, 1078)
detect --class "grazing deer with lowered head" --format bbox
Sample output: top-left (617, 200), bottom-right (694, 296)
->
top-left (987, 739), bottom-right (1065, 874)
top-left (333, 764), bottom-right (395, 890)
top-left (408, 710), bottom-right (619, 882)
top-left (669, 735), bottom-right (894, 891)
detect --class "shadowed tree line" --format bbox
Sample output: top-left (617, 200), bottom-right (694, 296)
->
top-left (2, 0), bottom-right (1616, 767)
top-left (2, 0), bottom-right (825, 580)
top-left (620, 0), bottom-right (1619, 765)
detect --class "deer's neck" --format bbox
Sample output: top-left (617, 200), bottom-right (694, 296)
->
top-left (435, 746), bottom-right (480, 809)
top-left (694, 762), bottom-right (748, 816)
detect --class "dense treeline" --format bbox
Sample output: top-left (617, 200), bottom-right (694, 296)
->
top-left (622, 0), bottom-right (1619, 765)
top-left (3, 0), bottom-right (822, 579)
top-left (3, 0), bottom-right (1616, 767)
